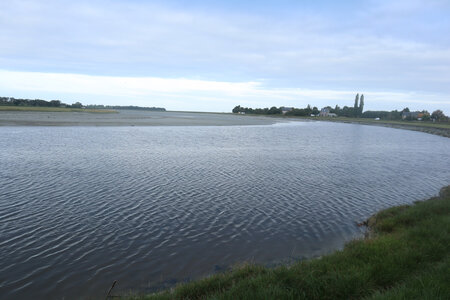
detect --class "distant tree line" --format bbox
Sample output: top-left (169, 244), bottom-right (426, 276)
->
top-left (0, 97), bottom-right (166, 112)
top-left (232, 105), bottom-right (321, 116)
top-left (232, 105), bottom-right (282, 115)
top-left (85, 104), bottom-right (166, 111)
top-left (0, 96), bottom-right (84, 108)
top-left (232, 93), bottom-right (448, 122)
top-left (285, 105), bottom-right (320, 116)
top-left (362, 108), bottom-right (449, 122)
top-left (361, 110), bottom-right (404, 120)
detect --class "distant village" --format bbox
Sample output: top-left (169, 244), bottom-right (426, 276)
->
top-left (313, 107), bottom-right (429, 121)
top-left (233, 93), bottom-right (448, 122)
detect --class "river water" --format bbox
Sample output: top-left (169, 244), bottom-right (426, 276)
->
top-left (1, 121), bottom-right (449, 299)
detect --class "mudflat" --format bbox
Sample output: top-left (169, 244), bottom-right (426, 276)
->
top-left (0, 110), bottom-right (278, 126)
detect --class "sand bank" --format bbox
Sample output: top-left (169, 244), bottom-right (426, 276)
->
top-left (0, 110), bottom-right (278, 126)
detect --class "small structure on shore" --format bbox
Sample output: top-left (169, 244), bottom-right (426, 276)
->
top-left (402, 111), bottom-right (424, 120)
top-left (319, 108), bottom-right (337, 117)
top-left (280, 107), bottom-right (294, 114)
top-left (319, 107), bottom-right (330, 116)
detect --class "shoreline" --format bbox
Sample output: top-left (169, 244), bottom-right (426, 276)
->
top-left (0, 105), bottom-right (116, 113)
top-left (1, 109), bottom-right (449, 138)
top-left (121, 185), bottom-right (450, 299)
top-left (315, 117), bottom-right (450, 138)
top-left (268, 114), bottom-right (450, 138)
top-left (0, 110), bottom-right (278, 127)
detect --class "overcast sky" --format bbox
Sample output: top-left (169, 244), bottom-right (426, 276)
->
top-left (1, 0), bottom-right (449, 113)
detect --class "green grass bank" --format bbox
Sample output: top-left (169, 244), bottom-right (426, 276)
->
top-left (121, 186), bottom-right (450, 300)
top-left (289, 116), bottom-right (450, 138)
top-left (0, 105), bottom-right (116, 113)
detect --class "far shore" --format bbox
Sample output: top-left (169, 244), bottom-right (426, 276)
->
top-left (0, 105), bottom-right (117, 113)
top-left (267, 114), bottom-right (450, 138)
top-left (1, 108), bottom-right (449, 138)
top-left (0, 109), bottom-right (279, 127)
top-left (305, 116), bottom-right (450, 138)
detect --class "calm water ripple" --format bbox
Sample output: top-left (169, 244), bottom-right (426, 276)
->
top-left (0, 121), bottom-right (449, 299)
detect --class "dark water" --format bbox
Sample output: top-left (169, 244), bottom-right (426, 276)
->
top-left (1, 121), bottom-right (449, 299)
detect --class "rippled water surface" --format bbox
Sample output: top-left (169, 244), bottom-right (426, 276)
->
top-left (1, 121), bottom-right (449, 299)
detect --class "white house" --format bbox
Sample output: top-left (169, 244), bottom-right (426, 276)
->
top-left (319, 107), bottom-right (330, 117)
top-left (319, 108), bottom-right (337, 117)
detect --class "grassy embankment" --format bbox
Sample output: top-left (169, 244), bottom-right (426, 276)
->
top-left (288, 116), bottom-right (450, 138)
top-left (0, 105), bottom-right (116, 113)
top-left (315, 116), bottom-right (450, 129)
top-left (124, 186), bottom-right (450, 300)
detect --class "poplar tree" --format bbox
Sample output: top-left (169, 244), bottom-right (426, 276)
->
top-left (359, 94), bottom-right (364, 117)
top-left (354, 93), bottom-right (359, 117)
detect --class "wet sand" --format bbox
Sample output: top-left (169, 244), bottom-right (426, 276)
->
top-left (0, 110), bottom-right (279, 126)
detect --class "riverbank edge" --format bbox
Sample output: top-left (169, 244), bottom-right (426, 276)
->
top-left (286, 116), bottom-right (450, 138)
top-left (1, 109), bottom-right (448, 135)
top-left (328, 119), bottom-right (450, 138)
top-left (119, 185), bottom-right (450, 299)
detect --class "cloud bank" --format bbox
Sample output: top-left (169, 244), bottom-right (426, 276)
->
top-left (1, 70), bottom-right (448, 112)
top-left (0, 0), bottom-right (449, 112)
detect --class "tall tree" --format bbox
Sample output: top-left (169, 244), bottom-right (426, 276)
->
top-left (312, 106), bottom-right (319, 115)
top-left (431, 109), bottom-right (446, 121)
top-left (359, 94), bottom-right (364, 117)
top-left (354, 93), bottom-right (359, 117)
top-left (71, 102), bottom-right (83, 108)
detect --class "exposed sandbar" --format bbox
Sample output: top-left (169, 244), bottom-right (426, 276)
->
top-left (0, 110), bottom-right (278, 126)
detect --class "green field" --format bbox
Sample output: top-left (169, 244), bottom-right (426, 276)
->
top-left (0, 105), bottom-right (117, 113)
top-left (122, 186), bottom-right (450, 300)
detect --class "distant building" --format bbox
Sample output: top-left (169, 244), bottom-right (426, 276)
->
top-left (402, 111), bottom-right (424, 120)
top-left (319, 107), bottom-right (330, 117)
top-left (319, 108), bottom-right (337, 117)
top-left (280, 107), bottom-right (293, 114)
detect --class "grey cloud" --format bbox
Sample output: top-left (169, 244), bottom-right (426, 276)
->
top-left (1, 0), bottom-right (449, 111)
